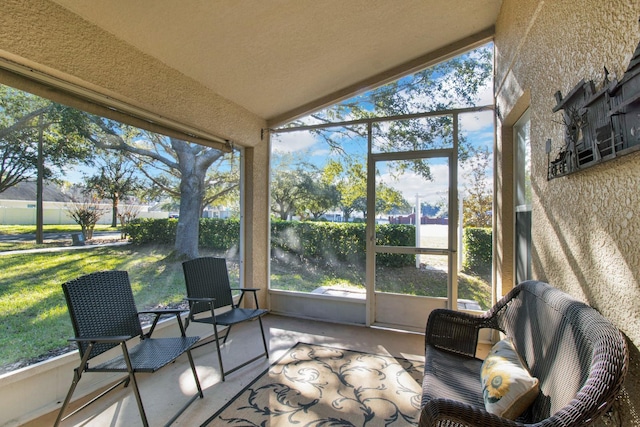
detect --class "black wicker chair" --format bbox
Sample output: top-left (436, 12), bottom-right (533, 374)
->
top-left (54, 271), bottom-right (203, 427)
top-left (182, 257), bottom-right (269, 381)
top-left (419, 280), bottom-right (629, 427)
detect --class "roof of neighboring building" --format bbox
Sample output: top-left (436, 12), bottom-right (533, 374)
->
top-left (0, 181), bottom-right (71, 202)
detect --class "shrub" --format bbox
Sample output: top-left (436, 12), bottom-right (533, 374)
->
top-left (375, 224), bottom-right (415, 267)
top-left (67, 201), bottom-right (107, 239)
top-left (123, 218), bottom-right (177, 244)
top-left (125, 218), bottom-right (416, 267)
top-left (271, 220), bottom-right (366, 263)
top-left (463, 227), bottom-right (492, 275)
top-left (199, 218), bottom-right (240, 251)
top-left (271, 220), bottom-right (414, 267)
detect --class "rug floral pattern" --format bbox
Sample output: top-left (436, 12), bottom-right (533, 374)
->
top-left (203, 342), bottom-right (424, 426)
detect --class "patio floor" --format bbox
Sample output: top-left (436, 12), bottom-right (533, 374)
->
top-left (23, 314), bottom-right (436, 426)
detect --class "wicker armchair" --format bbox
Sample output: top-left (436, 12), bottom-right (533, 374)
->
top-left (420, 280), bottom-right (628, 427)
top-left (55, 271), bottom-right (203, 427)
top-left (182, 257), bottom-right (269, 381)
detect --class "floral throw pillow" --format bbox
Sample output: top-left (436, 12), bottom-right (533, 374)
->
top-left (480, 337), bottom-right (539, 420)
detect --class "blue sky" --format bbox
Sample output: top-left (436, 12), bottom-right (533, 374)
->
top-left (272, 44), bottom-right (495, 206)
top-left (271, 109), bottom-right (494, 206)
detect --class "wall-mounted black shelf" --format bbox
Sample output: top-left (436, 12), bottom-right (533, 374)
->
top-left (548, 38), bottom-right (640, 180)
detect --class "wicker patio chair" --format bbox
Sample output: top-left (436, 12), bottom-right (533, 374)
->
top-left (419, 280), bottom-right (629, 427)
top-left (182, 256), bottom-right (269, 381)
top-left (54, 270), bottom-right (203, 427)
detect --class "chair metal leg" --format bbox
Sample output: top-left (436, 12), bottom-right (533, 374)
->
top-left (163, 348), bottom-right (204, 426)
top-left (258, 316), bottom-right (269, 358)
top-left (222, 324), bottom-right (232, 344)
top-left (54, 342), bottom-right (95, 427)
top-left (186, 348), bottom-right (204, 398)
top-left (212, 323), bottom-right (226, 381)
top-left (54, 342), bottom-right (130, 427)
top-left (53, 367), bottom-right (83, 427)
top-left (216, 316), bottom-right (270, 379)
top-left (120, 342), bottom-right (149, 427)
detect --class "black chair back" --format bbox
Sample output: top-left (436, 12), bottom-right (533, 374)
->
top-left (182, 257), bottom-right (234, 313)
top-left (62, 270), bottom-right (143, 359)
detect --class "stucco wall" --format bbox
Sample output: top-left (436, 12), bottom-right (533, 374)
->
top-left (0, 0), bottom-right (271, 299)
top-left (495, 1), bottom-right (640, 424)
top-left (0, 0), bottom-right (265, 148)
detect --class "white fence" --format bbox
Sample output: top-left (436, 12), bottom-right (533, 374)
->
top-left (0, 200), bottom-right (168, 225)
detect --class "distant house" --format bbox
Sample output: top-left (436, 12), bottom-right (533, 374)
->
top-left (0, 181), bottom-right (71, 204)
top-left (0, 181), bottom-right (165, 225)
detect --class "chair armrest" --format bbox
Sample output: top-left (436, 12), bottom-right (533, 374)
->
top-left (138, 309), bottom-right (188, 315)
top-left (420, 398), bottom-right (520, 427)
top-left (230, 288), bottom-right (263, 308)
top-left (425, 309), bottom-right (494, 357)
top-left (139, 306), bottom-right (196, 338)
top-left (69, 336), bottom-right (132, 343)
top-left (185, 297), bottom-right (216, 302)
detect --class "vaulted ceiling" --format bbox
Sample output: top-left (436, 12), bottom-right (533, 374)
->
top-left (51, 0), bottom-right (502, 125)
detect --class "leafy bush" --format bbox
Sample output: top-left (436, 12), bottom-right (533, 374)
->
top-left (375, 224), bottom-right (415, 267)
top-left (463, 227), bottom-right (492, 275)
top-left (123, 218), bottom-right (178, 244)
top-left (199, 218), bottom-right (240, 251)
top-left (125, 219), bottom-right (494, 273)
top-left (271, 220), bottom-right (366, 263)
top-left (126, 218), bottom-right (415, 267)
top-left (271, 220), bottom-right (414, 267)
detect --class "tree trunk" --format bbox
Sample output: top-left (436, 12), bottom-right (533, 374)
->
top-left (174, 167), bottom-right (204, 259)
top-left (36, 115), bottom-right (44, 244)
top-left (111, 196), bottom-right (119, 228)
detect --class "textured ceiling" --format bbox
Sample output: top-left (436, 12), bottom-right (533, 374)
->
top-left (51, 0), bottom-right (501, 124)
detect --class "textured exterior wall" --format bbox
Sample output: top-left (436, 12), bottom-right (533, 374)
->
top-left (0, 0), bottom-right (265, 148)
top-left (495, 1), bottom-right (640, 424)
top-left (0, 0), bottom-right (270, 297)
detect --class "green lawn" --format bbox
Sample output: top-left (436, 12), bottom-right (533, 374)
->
top-left (0, 224), bottom-right (117, 235)
top-left (0, 244), bottom-right (230, 373)
top-left (0, 243), bottom-right (490, 373)
top-left (271, 256), bottom-right (491, 308)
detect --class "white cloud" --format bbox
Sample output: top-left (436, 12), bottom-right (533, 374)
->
top-left (271, 132), bottom-right (318, 154)
top-left (378, 157), bottom-right (493, 204)
top-left (460, 110), bottom-right (494, 133)
top-left (378, 162), bottom-right (450, 204)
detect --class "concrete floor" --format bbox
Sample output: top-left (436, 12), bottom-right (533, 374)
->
top-left (25, 314), bottom-right (433, 427)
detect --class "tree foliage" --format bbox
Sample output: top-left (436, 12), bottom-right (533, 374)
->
top-left (79, 116), bottom-right (238, 259)
top-left (322, 159), bottom-right (409, 221)
top-left (272, 45), bottom-right (493, 228)
top-left (270, 154), bottom-right (312, 220)
top-left (84, 153), bottom-right (142, 227)
top-left (323, 159), bottom-right (367, 222)
top-left (67, 197), bottom-right (107, 239)
top-left (462, 147), bottom-right (492, 227)
top-left (0, 85), bottom-right (92, 193)
top-left (278, 45), bottom-right (493, 203)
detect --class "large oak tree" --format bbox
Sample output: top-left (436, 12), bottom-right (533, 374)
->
top-left (82, 117), bottom-right (237, 259)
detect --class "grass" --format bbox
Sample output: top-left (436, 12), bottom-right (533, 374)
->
top-left (0, 244), bottom-right (230, 373)
top-left (0, 224), bottom-right (121, 252)
top-left (270, 253), bottom-right (491, 308)
top-left (0, 242), bottom-right (490, 374)
top-left (0, 224), bottom-right (117, 235)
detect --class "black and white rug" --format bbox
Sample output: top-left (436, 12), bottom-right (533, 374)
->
top-left (202, 342), bottom-right (424, 426)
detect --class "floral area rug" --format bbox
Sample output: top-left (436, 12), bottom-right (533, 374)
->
top-left (201, 342), bottom-right (424, 426)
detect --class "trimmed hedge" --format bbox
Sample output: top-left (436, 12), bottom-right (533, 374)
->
top-left (124, 218), bottom-right (240, 251)
top-left (271, 220), bottom-right (414, 266)
top-left (462, 227), bottom-right (492, 275)
top-left (124, 218), bottom-right (178, 244)
top-left (199, 218), bottom-right (240, 250)
top-left (125, 219), bottom-right (491, 272)
top-left (125, 218), bottom-right (415, 267)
